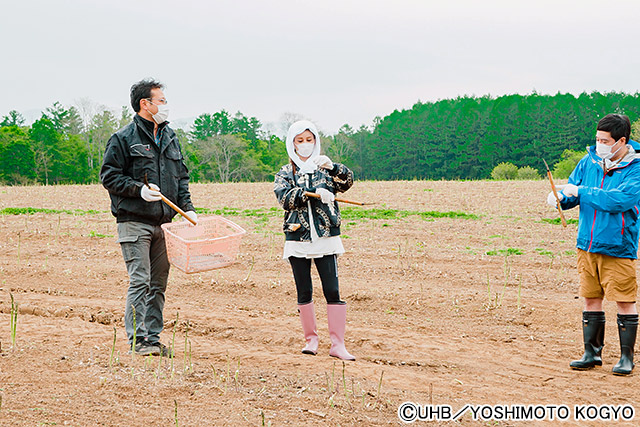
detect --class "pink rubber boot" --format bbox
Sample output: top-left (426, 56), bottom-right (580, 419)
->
top-left (327, 303), bottom-right (356, 361)
top-left (298, 302), bottom-right (319, 355)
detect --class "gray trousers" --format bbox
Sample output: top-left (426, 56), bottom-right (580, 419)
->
top-left (117, 221), bottom-right (170, 345)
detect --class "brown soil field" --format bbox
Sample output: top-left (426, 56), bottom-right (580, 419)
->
top-left (0, 180), bottom-right (638, 426)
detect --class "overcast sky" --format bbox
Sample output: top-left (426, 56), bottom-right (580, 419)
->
top-left (1, 0), bottom-right (639, 134)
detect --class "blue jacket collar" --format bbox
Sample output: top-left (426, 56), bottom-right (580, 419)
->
top-left (587, 140), bottom-right (640, 170)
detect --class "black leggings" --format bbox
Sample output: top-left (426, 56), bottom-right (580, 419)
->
top-left (289, 255), bottom-right (341, 304)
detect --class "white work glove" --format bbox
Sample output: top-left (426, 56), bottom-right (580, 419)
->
top-left (183, 210), bottom-right (198, 225)
top-left (313, 155), bottom-right (333, 170)
top-left (315, 188), bottom-right (335, 204)
top-left (141, 183), bottom-right (162, 202)
top-left (557, 184), bottom-right (579, 198)
top-left (547, 191), bottom-right (562, 207)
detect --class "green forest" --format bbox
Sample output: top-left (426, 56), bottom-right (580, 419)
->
top-left (1, 91), bottom-right (640, 185)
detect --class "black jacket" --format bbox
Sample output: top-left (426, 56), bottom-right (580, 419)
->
top-left (274, 162), bottom-right (353, 241)
top-left (100, 115), bottom-right (194, 225)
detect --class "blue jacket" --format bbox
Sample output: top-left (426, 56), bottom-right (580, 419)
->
top-left (561, 141), bottom-right (640, 259)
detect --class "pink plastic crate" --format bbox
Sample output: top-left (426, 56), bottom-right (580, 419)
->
top-left (161, 216), bottom-right (246, 273)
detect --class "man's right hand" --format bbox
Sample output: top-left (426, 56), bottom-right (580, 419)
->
top-left (141, 183), bottom-right (162, 202)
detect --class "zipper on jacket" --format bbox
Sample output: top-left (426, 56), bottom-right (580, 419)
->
top-left (621, 212), bottom-right (625, 235)
top-left (587, 173), bottom-right (607, 252)
top-left (305, 174), bottom-right (312, 242)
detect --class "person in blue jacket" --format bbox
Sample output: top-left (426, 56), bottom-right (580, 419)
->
top-left (547, 113), bottom-right (640, 375)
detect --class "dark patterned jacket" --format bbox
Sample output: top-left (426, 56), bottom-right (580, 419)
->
top-left (274, 162), bottom-right (354, 241)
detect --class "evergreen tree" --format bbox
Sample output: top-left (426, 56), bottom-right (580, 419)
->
top-left (0, 126), bottom-right (36, 184)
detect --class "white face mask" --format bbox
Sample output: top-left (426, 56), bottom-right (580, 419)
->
top-left (151, 104), bottom-right (170, 124)
top-left (596, 140), bottom-right (623, 160)
top-left (295, 142), bottom-right (315, 158)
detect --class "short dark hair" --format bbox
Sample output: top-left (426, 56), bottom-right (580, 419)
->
top-left (597, 113), bottom-right (631, 142)
top-left (130, 78), bottom-right (164, 113)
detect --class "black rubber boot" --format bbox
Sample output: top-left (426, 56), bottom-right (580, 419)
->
top-left (570, 311), bottom-right (605, 370)
top-left (612, 313), bottom-right (638, 376)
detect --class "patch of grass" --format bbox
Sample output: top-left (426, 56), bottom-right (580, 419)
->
top-left (194, 207), bottom-right (280, 231)
top-left (486, 248), bottom-right (523, 256)
top-left (534, 248), bottom-right (554, 257)
top-left (195, 206), bottom-right (278, 219)
top-left (0, 207), bottom-right (104, 215)
top-left (192, 205), bottom-right (479, 229)
top-left (419, 211), bottom-right (478, 220)
top-left (88, 230), bottom-right (113, 238)
top-left (341, 207), bottom-right (478, 221)
top-left (194, 206), bottom-right (280, 233)
top-left (341, 208), bottom-right (407, 220)
top-left (541, 218), bottom-right (578, 225)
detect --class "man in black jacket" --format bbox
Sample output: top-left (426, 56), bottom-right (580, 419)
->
top-left (100, 79), bottom-right (196, 356)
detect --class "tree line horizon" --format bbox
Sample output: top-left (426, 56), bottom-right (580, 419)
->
top-left (1, 91), bottom-right (640, 186)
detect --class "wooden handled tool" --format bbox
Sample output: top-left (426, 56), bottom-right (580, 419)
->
top-left (543, 159), bottom-right (567, 228)
top-left (304, 191), bottom-right (371, 206)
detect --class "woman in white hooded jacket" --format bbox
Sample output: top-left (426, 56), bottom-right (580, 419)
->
top-left (273, 120), bottom-right (356, 360)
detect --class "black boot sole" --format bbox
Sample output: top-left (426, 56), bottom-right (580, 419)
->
top-left (612, 362), bottom-right (634, 376)
top-left (612, 371), bottom-right (632, 376)
top-left (570, 360), bottom-right (602, 370)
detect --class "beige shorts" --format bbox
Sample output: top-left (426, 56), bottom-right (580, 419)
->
top-left (577, 249), bottom-right (637, 302)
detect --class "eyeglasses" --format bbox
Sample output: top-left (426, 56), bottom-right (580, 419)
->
top-left (146, 98), bottom-right (168, 105)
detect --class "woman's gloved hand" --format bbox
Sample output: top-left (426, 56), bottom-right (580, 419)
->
top-left (316, 188), bottom-right (335, 204)
top-left (313, 155), bottom-right (333, 170)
